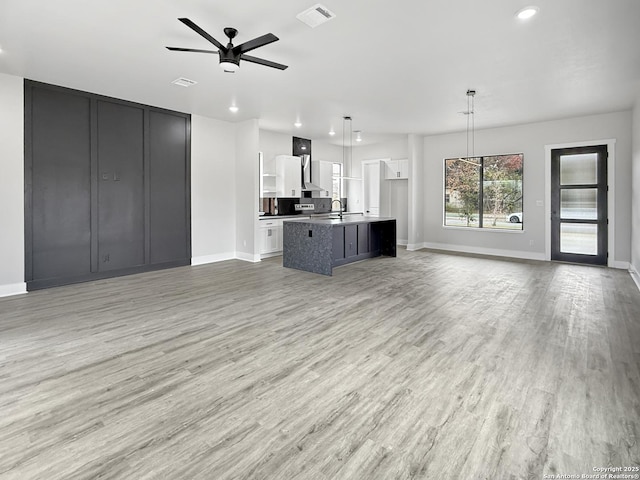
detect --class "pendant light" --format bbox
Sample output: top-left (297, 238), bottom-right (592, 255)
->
top-left (343, 116), bottom-right (351, 177)
top-left (340, 116), bottom-right (361, 180)
top-left (466, 89), bottom-right (476, 160)
top-left (460, 89), bottom-right (480, 166)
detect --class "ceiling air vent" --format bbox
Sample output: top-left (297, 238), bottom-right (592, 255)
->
top-left (171, 77), bottom-right (198, 87)
top-left (296, 4), bottom-right (336, 28)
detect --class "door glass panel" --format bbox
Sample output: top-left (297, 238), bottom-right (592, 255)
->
top-left (560, 153), bottom-right (597, 185)
top-left (560, 223), bottom-right (597, 255)
top-left (560, 188), bottom-right (597, 220)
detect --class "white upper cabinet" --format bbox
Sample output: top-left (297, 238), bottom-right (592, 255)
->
top-left (384, 158), bottom-right (409, 180)
top-left (312, 160), bottom-right (333, 197)
top-left (276, 155), bottom-right (302, 197)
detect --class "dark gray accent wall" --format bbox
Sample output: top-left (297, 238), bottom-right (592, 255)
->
top-left (24, 80), bottom-right (191, 290)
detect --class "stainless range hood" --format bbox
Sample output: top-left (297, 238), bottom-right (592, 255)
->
top-left (301, 155), bottom-right (323, 191)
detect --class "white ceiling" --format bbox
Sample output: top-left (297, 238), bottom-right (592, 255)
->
top-left (1, 0), bottom-right (639, 145)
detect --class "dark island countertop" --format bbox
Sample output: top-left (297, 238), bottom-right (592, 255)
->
top-left (284, 215), bottom-right (395, 226)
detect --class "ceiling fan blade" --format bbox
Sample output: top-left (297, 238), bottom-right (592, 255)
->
top-left (241, 54), bottom-right (288, 70)
top-left (178, 18), bottom-right (225, 50)
top-left (233, 33), bottom-right (278, 55)
top-left (166, 47), bottom-right (219, 54)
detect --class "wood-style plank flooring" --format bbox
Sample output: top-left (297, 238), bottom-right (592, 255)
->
top-left (1, 249), bottom-right (639, 479)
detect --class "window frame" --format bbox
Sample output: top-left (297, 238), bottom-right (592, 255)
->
top-left (443, 153), bottom-right (524, 231)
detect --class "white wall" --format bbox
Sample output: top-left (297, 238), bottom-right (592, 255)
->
top-left (0, 73), bottom-right (26, 297)
top-left (420, 111), bottom-right (633, 264)
top-left (235, 119), bottom-right (260, 261)
top-left (258, 129), bottom-right (342, 174)
top-left (631, 93), bottom-right (640, 286)
top-left (408, 134), bottom-right (425, 249)
top-left (259, 129), bottom-right (289, 174)
top-left (351, 137), bottom-right (409, 243)
top-left (312, 139), bottom-right (343, 164)
top-left (191, 115), bottom-right (237, 265)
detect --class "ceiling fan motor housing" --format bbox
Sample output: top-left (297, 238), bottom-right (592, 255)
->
top-left (219, 49), bottom-right (240, 68)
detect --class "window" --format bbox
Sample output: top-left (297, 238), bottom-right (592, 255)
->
top-left (444, 154), bottom-right (523, 230)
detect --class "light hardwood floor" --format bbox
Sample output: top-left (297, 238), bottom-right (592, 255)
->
top-left (1, 249), bottom-right (639, 479)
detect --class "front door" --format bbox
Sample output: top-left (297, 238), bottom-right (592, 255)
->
top-left (551, 145), bottom-right (608, 265)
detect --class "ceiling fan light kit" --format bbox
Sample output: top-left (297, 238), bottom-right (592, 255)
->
top-left (166, 18), bottom-right (288, 73)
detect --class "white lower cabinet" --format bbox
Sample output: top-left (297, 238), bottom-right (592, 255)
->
top-left (259, 219), bottom-right (283, 255)
top-left (259, 217), bottom-right (309, 256)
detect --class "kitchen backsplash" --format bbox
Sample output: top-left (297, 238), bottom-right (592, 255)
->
top-left (267, 197), bottom-right (346, 216)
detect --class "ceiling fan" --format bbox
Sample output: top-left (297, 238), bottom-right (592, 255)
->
top-left (166, 18), bottom-right (288, 73)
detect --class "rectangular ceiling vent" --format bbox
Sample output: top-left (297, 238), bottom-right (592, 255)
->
top-left (296, 4), bottom-right (336, 28)
top-left (171, 77), bottom-right (198, 87)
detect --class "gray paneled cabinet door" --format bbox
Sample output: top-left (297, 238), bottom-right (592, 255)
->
top-left (149, 111), bottom-right (190, 264)
top-left (29, 87), bottom-right (92, 281)
top-left (97, 100), bottom-right (145, 271)
top-left (25, 81), bottom-right (191, 290)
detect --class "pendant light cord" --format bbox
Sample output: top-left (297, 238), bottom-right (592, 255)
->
top-left (466, 94), bottom-right (470, 159)
top-left (466, 89), bottom-right (476, 159)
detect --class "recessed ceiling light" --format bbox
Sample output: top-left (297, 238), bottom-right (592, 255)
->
top-left (294, 121), bottom-right (302, 128)
top-left (329, 129), bottom-right (336, 136)
top-left (229, 105), bottom-right (239, 113)
top-left (515, 6), bottom-right (539, 20)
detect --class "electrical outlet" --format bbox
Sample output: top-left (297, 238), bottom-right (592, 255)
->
top-left (529, 240), bottom-right (534, 246)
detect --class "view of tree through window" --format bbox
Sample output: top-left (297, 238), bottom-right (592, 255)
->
top-left (445, 154), bottom-right (523, 230)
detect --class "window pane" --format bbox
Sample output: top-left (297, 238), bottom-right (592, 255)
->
top-left (482, 154), bottom-right (523, 230)
top-left (560, 188), bottom-right (597, 220)
top-left (445, 158), bottom-right (480, 227)
top-left (560, 153), bottom-right (597, 185)
top-left (560, 223), bottom-right (598, 255)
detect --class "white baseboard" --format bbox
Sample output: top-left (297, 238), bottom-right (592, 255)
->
top-left (406, 242), bottom-right (425, 251)
top-left (191, 252), bottom-right (236, 266)
top-left (235, 252), bottom-right (261, 263)
top-left (630, 265), bottom-right (640, 293)
top-left (610, 260), bottom-right (630, 270)
top-left (260, 251), bottom-right (283, 260)
top-left (418, 242), bottom-right (547, 262)
top-left (397, 239), bottom-right (408, 246)
top-left (192, 251), bottom-right (262, 265)
top-left (0, 282), bottom-right (27, 298)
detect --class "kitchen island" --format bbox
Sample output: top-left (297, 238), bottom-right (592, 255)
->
top-left (283, 216), bottom-right (396, 275)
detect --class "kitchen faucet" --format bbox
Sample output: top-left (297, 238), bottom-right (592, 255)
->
top-left (331, 199), bottom-right (344, 219)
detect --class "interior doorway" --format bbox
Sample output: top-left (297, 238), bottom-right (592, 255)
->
top-left (550, 145), bottom-right (608, 265)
